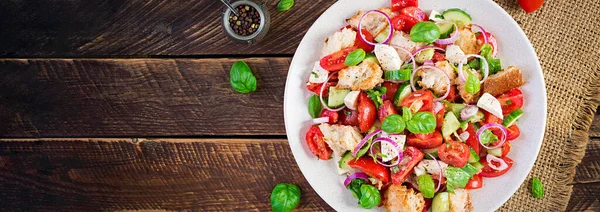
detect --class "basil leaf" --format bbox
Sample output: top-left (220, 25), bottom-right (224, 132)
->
top-left (531, 177), bottom-right (545, 198)
top-left (277, 0), bottom-right (294, 12)
top-left (308, 95), bottom-right (322, 118)
top-left (407, 112), bottom-right (436, 134)
top-left (418, 174), bottom-right (435, 198)
top-left (465, 71), bottom-right (480, 94)
top-left (344, 49), bottom-right (366, 66)
top-left (270, 183), bottom-right (301, 212)
top-left (468, 58), bottom-right (481, 70)
top-left (445, 166), bottom-right (471, 192)
top-left (230, 60), bottom-right (257, 94)
top-left (479, 44), bottom-right (502, 75)
top-left (479, 129), bottom-right (498, 144)
top-left (366, 86), bottom-right (386, 108)
top-left (409, 22), bottom-right (441, 43)
top-left (347, 178), bottom-right (366, 199)
top-left (358, 184), bottom-right (382, 209)
top-left (402, 106), bottom-right (413, 122)
top-left (382, 114), bottom-right (406, 133)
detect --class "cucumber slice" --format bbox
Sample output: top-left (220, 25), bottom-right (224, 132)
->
top-left (442, 8), bottom-right (472, 28)
top-left (503, 109), bottom-right (523, 127)
top-left (442, 112), bottom-right (461, 138)
top-left (384, 69), bottom-right (411, 81)
top-left (437, 21), bottom-right (455, 39)
top-left (415, 48), bottom-right (435, 63)
top-left (471, 161), bottom-right (484, 172)
top-left (394, 82), bottom-right (412, 107)
top-left (327, 87), bottom-right (350, 108)
top-left (447, 103), bottom-right (466, 118)
top-left (468, 148), bottom-right (480, 163)
top-left (432, 192), bottom-right (450, 212)
top-left (338, 151), bottom-right (354, 169)
top-left (374, 25), bottom-right (391, 43)
top-left (363, 53), bottom-right (379, 65)
top-left (487, 147), bottom-right (502, 157)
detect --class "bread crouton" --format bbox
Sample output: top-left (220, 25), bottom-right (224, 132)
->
top-left (454, 25), bottom-right (479, 55)
top-left (337, 61), bottom-right (384, 91)
top-left (318, 124), bottom-right (363, 156)
top-left (389, 31), bottom-right (426, 61)
top-left (483, 65), bottom-right (526, 96)
top-left (346, 8), bottom-right (392, 37)
top-left (449, 189), bottom-right (474, 212)
top-left (384, 184), bottom-right (425, 212)
top-left (321, 28), bottom-right (357, 57)
top-left (455, 69), bottom-right (482, 103)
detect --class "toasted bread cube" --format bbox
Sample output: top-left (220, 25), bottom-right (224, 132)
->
top-left (483, 65), bottom-right (526, 96)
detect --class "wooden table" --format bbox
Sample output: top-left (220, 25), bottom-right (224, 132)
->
top-left (0, 0), bottom-right (597, 211)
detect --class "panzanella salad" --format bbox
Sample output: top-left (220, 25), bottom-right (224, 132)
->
top-left (304, 0), bottom-right (526, 211)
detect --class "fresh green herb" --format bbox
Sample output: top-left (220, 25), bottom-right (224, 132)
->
top-left (531, 177), bottom-right (545, 198)
top-left (468, 148), bottom-right (480, 163)
top-left (468, 58), bottom-right (481, 70)
top-left (277, 0), bottom-right (294, 12)
top-left (358, 184), bottom-right (382, 209)
top-left (435, 14), bottom-right (444, 19)
top-left (344, 49), bottom-right (366, 66)
top-left (479, 129), bottom-right (498, 144)
top-left (230, 60), bottom-right (257, 94)
top-left (465, 71), bottom-right (481, 94)
top-left (311, 72), bottom-right (319, 78)
top-left (445, 166), bottom-right (472, 192)
top-left (506, 100), bottom-right (512, 105)
top-left (307, 95), bottom-right (322, 118)
top-left (407, 112), bottom-right (437, 134)
top-left (402, 106), bottom-right (413, 122)
top-left (344, 110), bottom-right (352, 116)
top-left (409, 22), bottom-right (441, 43)
top-left (418, 174), bottom-right (436, 198)
top-left (270, 183), bottom-right (301, 212)
top-left (382, 114), bottom-right (406, 133)
top-left (480, 44), bottom-right (502, 74)
top-left (391, 166), bottom-right (400, 174)
top-left (376, 152), bottom-right (387, 158)
top-left (366, 87), bottom-right (386, 108)
top-left (347, 178), bottom-right (365, 199)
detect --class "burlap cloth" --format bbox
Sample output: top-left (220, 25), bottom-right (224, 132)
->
top-left (489, 0), bottom-right (600, 211)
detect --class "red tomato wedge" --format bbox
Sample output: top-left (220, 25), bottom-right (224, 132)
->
top-left (355, 29), bottom-right (375, 53)
top-left (358, 92), bottom-right (377, 133)
top-left (438, 141), bottom-right (470, 168)
top-left (391, 0), bottom-right (418, 12)
top-left (400, 90), bottom-right (434, 113)
top-left (497, 88), bottom-right (524, 115)
top-left (465, 174), bottom-right (483, 189)
top-left (348, 157), bottom-right (390, 183)
top-left (382, 82), bottom-right (399, 102)
top-left (306, 82), bottom-right (335, 98)
top-left (479, 157), bottom-right (514, 178)
top-left (319, 110), bottom-right (339, 124)
top-left (407, 132), bottom-right (443, 149)
top-left (319, 46), bottom-right (357, 71)
top-left (339, 108), bottom-right (360, 127)
top-left (391, 146), bottom-right (424, 184)
top-left (378, 100), bottom-right (399, 121)
top-left (305, 125), bottom-right (332, 160)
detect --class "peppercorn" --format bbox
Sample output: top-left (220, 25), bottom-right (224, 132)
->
top-left (228, 4), bottom-right (261, 36)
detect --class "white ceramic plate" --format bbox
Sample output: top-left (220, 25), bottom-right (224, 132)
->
top-left (284, 0), bottom-right (546, 211)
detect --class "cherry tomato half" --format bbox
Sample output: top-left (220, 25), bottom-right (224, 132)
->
top-left (319, 46), bottom-right (357, 71)
top-left (339, 108), bottom-right (360, 127)
top-left (476, 32), bottom-right (498, 57)
top-left (320, 110), bottom-right (339, 124)
top-left (506, 125), bottom-right (521, 141)
top-left (391, 146), bottom-right (424, 184)
top-left (306, 82), bottom-right (335, 97)
top-left (407, 131), bottom-right (443, 149)
top-left (391, 0), bottom-right (418, 12)
top-left (358, 92), bottom-right (377, 133)
top-left (438, 140), bottom-right (470, 168)
top-left (348, 157), bottom-right (390, 183)
top-left (305, 125), bottom-right (332, 160)
top-left (465, 174), bottom-right (483, 189)
top-left (501, 142), bottom-right (511, 158)
top-left (355, 29), bottom-right (375, 53)
top-left (459, 123), bottom-right (482, 155)
top-left (482, 110), bottom-right (502, 125)
top-left (401, 90), bottom-right (435, 113)
top-left (382, 82), bottom-right (400, 102)
top-left (400, 6), bottom-right (428, 22)
top-left (378, 100), bottom-right (399, 121)
top-left (497, 88), bottom-right (524, 115)
top-left (391, 14), bottom-right (419, 33)
top-left (479, 157), bottom-right (514, 178)
top-left (518, 0), bottom-right (544, 13)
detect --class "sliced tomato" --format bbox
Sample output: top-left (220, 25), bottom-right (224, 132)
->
top-left (476, 32), bottom-right (498, 56)
top-left (479, 157), bottom-right (514, 178)
top-left (306, 82), bottom-right (335, 97)
top-left (339, 108), bottom-right (360, 127)
top-left (319, 46), bottom-right (357, 71)
top-left (407, 131), bottom-right (443, 149)
top-left (348, 157), bottom-right (390, 183)
top-left (482, 110), bottom-right (502, 125)
top-left (501, 142), bottom-right (511, 158)
top-left (358, 92), bottom-right (377, 132)
top-left (391, 14), bottom-right (419, 33)
top-left (355, 29), bottom-right (375, 53)
top-left (506, 125), bottom-right (520, 141)
top-left (465, 174), bottom-right (483, 189)
top-left (391, 146), bottom-right (424, 184)
top-left (433, 42), bottom-right (448, 50)
top-left (435, 106), bottom-right (445, 130)
top-left (400, 6), bottom-right (428, 22)
top-left (518, 0), bottom-right (544, 13)
top-left (391, 0), bottom-right (418, 12)
top-left (382, 82), bottom-right (400, 102)
top-left (400, 90), bottom-right (435, 113)
top-left (432, 51), bottom-right (445, 63)
top-left (459, 123), bottom-right (481, 155)
top-left (445, 85), bottom-right (459, 102)
top-left (497, 88), bottom-right (524, 115)
top-left (438, 141), bottom-right (470, 168)
top-left (378, 100), bottom-right (399, 121)
top-left (320, 110), bottom-right (339, 124)
top-left (305, 125), bottom-right (332, 160)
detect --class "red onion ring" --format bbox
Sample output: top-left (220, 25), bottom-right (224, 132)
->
top-left (486, 154), bottom-right (509, 171)
top-left (456, 54), bottom-right (489, 83)
top-left (409, 65), bottom-right (451, 101)
top-left (312, 117), bottom-right (330, 124)
top-left (358, 10), bottom-right (393, 46)
top-left (434, 21), bottom-right (459, 45)
top-left (425, 152), bottom-right (443, 193)
top-left (319, 73), bottom-right (346, 112)
top-left (344, 172), bottom-right (370, 187)
top-left (369, 137), bottom-right (403, 167)
top-left (460, 105), bottom-right (479, 121)
top-left (352, 129), bottom-right (382, 156)
top-left (459, 131), bottom-right (470, 142)
top-left (411, 46), bottom-right (445, 58)
top-left (423, 60), bottom-right (434, 66)
top-left (476, 123), bottom-right (507, 149)
top-left (471, 24), bottom-right (489, 45)
top-left (433, 101), bottom-right (444, 113)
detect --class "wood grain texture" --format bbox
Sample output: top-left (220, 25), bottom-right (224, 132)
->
top-left (566, 182), bottom-right (600, 212)
top-left (0, 58), bottom-right (290, 137)
top-left (0, 0), bottom-right (336, 57)
top-left (573, 138), bottom-right (600, 184)
top-left (0, 138), bottom-right (333, 211)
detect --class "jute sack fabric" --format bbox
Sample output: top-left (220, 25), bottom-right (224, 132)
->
top-left (491, 0), bottom-right (600, 211)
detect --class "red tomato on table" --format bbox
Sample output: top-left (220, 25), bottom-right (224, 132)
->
top-left (400, 90), bottom-right (435, 112)
top-left (479, 157), bottom-right (514, 178)
top-left (391, 0), bottom-right (418, 12)
top-left (320, 110), bottom-right (339, 124)
top-left (518, 0), bottom-right (544, 13)
top-left (391, 146), bottom-right (424, 184)
top-left (319, 46), bottom-right (357, 71)
top-left (438, 140), bottom-right (470, 168)
top-left (348, 157), bottom-right (390, 183)
top-left (358, 92), bottom-right (377, 133)
top-left (355, 29), bottom-right (375, 53)
top-left (497, 88), bottom-right (524, 115)
top-left (465, 174), bottom-right (483, 189)
top-left (305, 125), bottom-right (332, 160)
top-left (407, 131), bottom-right (443, 149)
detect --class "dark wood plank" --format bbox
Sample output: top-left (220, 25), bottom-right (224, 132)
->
top-left (0, 138), bottom-right (332, 211)
top-left (566, 182), bottom-right (600, 212)
top-left (0, 58), bottom-right (289, 137)
top-left (589, 112), bottom-right (600, 137)
top-left (573, 138), bottom-right (600, 183)
top-left (0, 0), bottom-right (336, 57)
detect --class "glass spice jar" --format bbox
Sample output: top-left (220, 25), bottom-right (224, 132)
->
top-left (222, 0), bottom-right (270, 45)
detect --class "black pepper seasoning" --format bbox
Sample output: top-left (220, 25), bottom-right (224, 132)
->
top-left (229, 4), bottom-right (261, 36)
